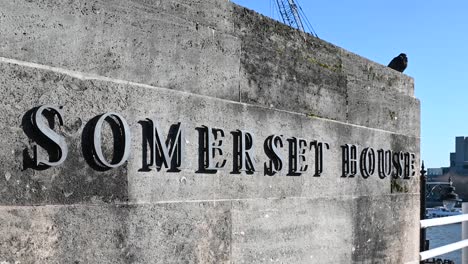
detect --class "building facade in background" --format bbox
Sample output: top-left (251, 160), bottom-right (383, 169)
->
top-left (428, 136), bottom-right (468, 203)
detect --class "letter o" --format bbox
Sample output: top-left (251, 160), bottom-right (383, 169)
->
top-left (360, 147), bottom-right (375, 179)
top-left (92, 112), bottom-right (131, 169)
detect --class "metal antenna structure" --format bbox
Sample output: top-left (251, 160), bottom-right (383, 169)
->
top-left (275, 0), bottom-right (318, 38)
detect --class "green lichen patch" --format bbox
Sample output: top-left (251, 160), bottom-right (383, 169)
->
top-left (391, 178), bottom-right (409, 193)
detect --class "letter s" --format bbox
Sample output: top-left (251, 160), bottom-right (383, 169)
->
top-left (32, 105), bottom-right (68, 167)
top-left (264, 135), bottom-right (284, 176)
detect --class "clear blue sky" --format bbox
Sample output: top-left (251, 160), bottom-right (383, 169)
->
top-left (232, 0), bottom-right (468, 168)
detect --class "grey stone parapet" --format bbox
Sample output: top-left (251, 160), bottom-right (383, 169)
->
top-left (0, 0), bottom-right (418, 137)
top-left (0, 0), bottom-right (420, 263)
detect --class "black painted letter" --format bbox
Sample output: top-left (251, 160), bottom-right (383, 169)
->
top-left (264, 135), bottom-right (284, 176)
top-left (342, 144), bottom-right (358, 178)
top-left (31, 105), bottom-right (68, 168)
top-left (232, 130), bottom-right (256, 174)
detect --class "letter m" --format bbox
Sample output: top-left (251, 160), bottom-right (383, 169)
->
top-left (144, 119), bottom-right (185, 172)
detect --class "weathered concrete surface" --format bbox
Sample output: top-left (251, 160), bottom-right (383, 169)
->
top-left (0, 58), bottom-right (419, 263)
top-left (0, 0), bottom-right (241, 101)
top-left (234, 7), bottom-right (419, 137)
top-left (0, 203), bottom-right (232, 264)
top-left (0, 61), bottom-right (419, 205)
top-left (0, 0), bottom-right (420, 263)
top-left (0, 196), bottom-right (419, 264)
top-left (0, 0), bottom-right (418, 136)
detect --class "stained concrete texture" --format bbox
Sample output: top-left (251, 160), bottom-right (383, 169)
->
top-left (0, 0), bottom-right (420, 263)
top-left (0, 0), bottom-right (418, 136)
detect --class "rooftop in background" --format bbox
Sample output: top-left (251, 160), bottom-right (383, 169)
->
top-left (428, 136), bottom-right (468, 177)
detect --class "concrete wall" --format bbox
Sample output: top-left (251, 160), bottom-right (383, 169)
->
top-left (0, 0), bottom-right (420, 263)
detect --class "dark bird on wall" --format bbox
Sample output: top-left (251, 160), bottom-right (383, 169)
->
top-left (387, 53), bottom-right (408, 72)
